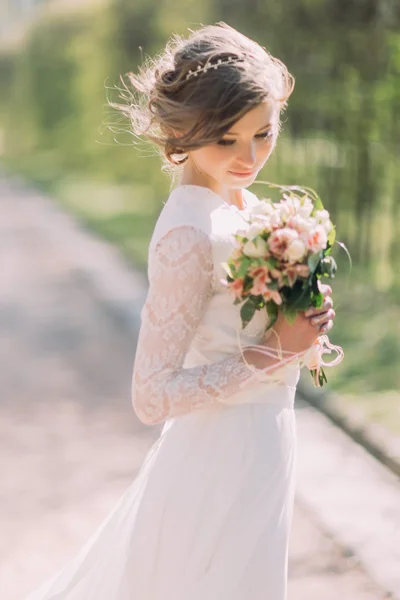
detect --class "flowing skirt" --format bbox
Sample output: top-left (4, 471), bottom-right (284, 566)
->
top-left (26, 387), bottom-right (297, 600)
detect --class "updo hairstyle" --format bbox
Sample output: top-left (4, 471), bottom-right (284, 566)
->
top-left (112, 22), bottom-right (294, 169)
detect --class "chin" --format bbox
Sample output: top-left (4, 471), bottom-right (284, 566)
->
top-left (228, 175), bottom-right (258, 189)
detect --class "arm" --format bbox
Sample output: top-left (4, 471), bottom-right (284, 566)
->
top-left (132, 225), bottom-right (298, 425)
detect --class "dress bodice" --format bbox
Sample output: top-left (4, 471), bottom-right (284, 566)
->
top-left (133, 184), bottom-right (300, 425)
top-left (149, 185), bottom-right (269, 366)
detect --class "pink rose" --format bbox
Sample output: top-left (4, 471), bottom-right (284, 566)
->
top-left (268, 228), bottom-right (298, 258)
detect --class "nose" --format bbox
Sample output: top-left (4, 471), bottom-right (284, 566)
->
top-left (236, 141), bottom-right (257, 169)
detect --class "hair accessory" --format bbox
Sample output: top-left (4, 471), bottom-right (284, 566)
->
top-left (185, 56), bottom-right (241, 81)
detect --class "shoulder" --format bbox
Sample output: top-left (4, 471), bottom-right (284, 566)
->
top-left (147, 223), bottom-right (213, 282)
top-left (149, 185), bottom-right (222, 252)
top-left (164, 185), bottom-right (224, 222)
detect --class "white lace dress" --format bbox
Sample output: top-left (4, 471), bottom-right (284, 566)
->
top-left (27, 184), bottom-right (303, 600)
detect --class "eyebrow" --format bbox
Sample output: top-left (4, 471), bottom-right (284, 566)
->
top-left (224, 122), bottom-right (272, 136)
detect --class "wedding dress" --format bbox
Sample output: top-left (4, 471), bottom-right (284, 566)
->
top-left (26, 184), bottom-right (312, 600)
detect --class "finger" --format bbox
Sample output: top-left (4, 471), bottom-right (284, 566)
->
top-left (318, 282), bottom-right (332, 296)
top-left (310, 308), bottom-right (335, 327)
top-left (304, 297), bottom-right (333, 317)
top-left (320, 320), bottom-right (333, 333)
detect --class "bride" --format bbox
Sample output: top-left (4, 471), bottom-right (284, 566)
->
top-left (27, 22), bottom-right (337, 600)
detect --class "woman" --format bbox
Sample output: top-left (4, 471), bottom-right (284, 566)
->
top-left (27, 22), bottom-right (336, 600)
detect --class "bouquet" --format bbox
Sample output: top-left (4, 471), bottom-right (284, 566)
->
top-left (221, 184), bottom-right (347, 387)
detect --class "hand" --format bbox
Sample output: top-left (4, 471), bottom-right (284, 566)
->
top-left (304, 283), bottom-right (335, 334)
top-left (268, 309), bottom-right (321, 355)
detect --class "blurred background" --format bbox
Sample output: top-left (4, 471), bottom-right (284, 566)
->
top-left (0, 1), bottom-right (399, 598)
top-left (1, 0), bottom-right (400, 400)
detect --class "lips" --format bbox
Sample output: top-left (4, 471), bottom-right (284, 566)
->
top-left (229, 170), bottom-right (256, 177)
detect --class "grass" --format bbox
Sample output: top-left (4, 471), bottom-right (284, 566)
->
top-left (325, 277), bottom-right (400, 395)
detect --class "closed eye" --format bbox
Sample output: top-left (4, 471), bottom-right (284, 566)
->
top-left (217, 130), bottom-right (273, 146)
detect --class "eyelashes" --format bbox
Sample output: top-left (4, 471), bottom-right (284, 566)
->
top-left (217, 131), bottom-right (273, 146)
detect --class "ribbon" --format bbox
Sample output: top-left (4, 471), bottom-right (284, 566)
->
top-left (235, 324), bottom-right (344, 388)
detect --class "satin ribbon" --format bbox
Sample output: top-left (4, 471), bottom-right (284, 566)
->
top-left (236, 325), bottom-right (344, 388)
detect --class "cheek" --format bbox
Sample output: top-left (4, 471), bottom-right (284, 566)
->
top-left (207, 147), bottom-right (234, 165)
top-left (259, 137), bottom-right (277, 161)
top-left (192, 146), bottom-right (233, 171)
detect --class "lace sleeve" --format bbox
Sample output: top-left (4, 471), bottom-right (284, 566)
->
top-left (132, 225), bottom-right (296, 425)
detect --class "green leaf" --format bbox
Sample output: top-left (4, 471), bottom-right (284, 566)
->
top-left (254, 295), bottom-right (266, 309)
top-left (282, 306), bottom-right (297, 325)
top-left (320, 368), bottom-right (328, 385)
top-left (268, 280), bottom-right (279, 290)
top-left (265, 257), bottom-right (278, 269)
top-left (237, 258), bottom-right (251, 279)
top-left (328, 226), bottom-right (336, 246)
top-left (265, 300), bottom-right (278, 330)
top-left (311, 291), bottom-right (324, 308)
top-left (240, 298), bottom-right (257, 328)
top-left (291, 293), bottom-right (312, 310)
top-left (308, 250), bottom-right (323, 275)
top-left (281, 281), bottom-right (311, 311)
top-left (310, 367), bottom-right (328, 387)
top-left (227, 260), bottom-right (238, 277)
top-left (313, 196), bottom-right (324, 212)
top-left (221, 261), bottom-right (232, 278)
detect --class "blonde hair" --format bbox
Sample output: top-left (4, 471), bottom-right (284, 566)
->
top-left (112, 22), bottom-right (294, 172)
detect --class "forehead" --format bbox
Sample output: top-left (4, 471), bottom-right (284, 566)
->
top-left (227, 101), bottom-right (279, 134)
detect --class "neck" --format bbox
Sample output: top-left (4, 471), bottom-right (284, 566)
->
top-left (179, 162), bottom-right (245, 210)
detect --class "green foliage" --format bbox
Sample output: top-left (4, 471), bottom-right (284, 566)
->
top-left (0, 51), bottom-right (16, 108)
top-left (240, 298), bottom-right (257, 329)
top-left (0, 0), bottom-right (399, 398)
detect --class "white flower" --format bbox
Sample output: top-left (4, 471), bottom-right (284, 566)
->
top-left (323, 220), bottom-right (333, 235)
top-left (269, 209), bottom-right (284, 228)
top-left (315, 209), bottom-right (330, 221)
top-left (249, 201), bottom-right (274, 217)
top-left (247, 222), bottom-right (268, 239)
top-left (298, 197), bottom-right (314, 218)
top-left (243, 237), bottom-right (268, 258)
top-left (275, 194), bottom-right (314, 222)
top-left (287, 214), bottom-right (316, 236)
top-left (285, 238), bottom-right (307, 262)
top-left (277, 201), bottom-right (293, 221)
top-left (315, 209), bottom-right (333, 235)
